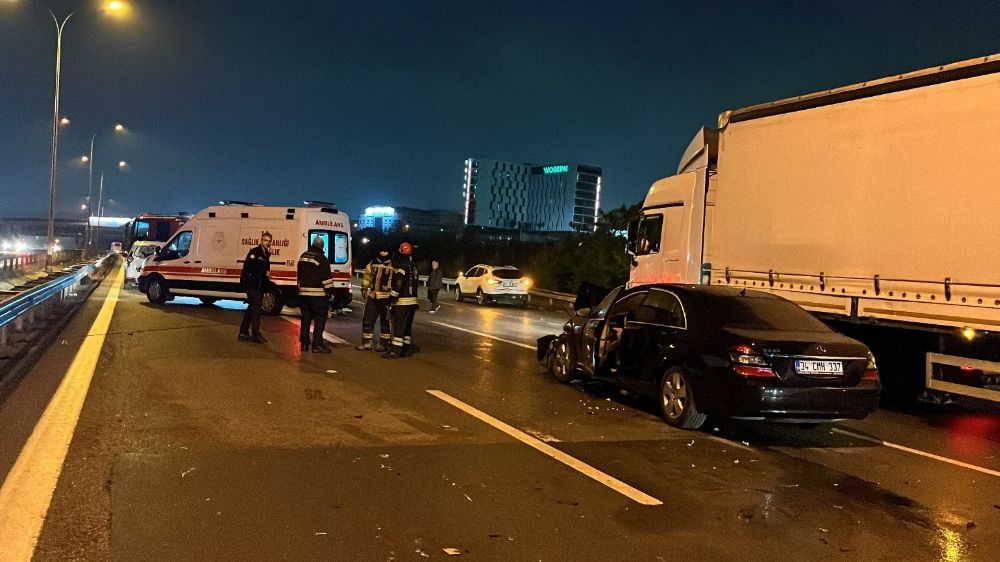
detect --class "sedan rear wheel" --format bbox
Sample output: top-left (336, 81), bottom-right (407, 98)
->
top-left (659, 369), bottom-right (707, 429)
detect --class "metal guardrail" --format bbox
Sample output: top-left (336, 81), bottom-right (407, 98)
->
top-left (0, 252), bottom-right (44, 280)
top-left (0, 264), bottom-right (93, 331)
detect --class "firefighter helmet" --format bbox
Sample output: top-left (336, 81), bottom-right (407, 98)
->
top-left (398, 242), bottom-right (413, 255)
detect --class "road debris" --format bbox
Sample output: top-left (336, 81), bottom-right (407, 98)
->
top-left (415, 549), bottom-right (429, 557)
top-left (326, 369), bottom-right (337, 374)
top-left (966, 521), bottom-right (977, 530)
top-left (315, 532), bottom-right (327, 536)
top-left (443, 547), bottom-right (463, 555)
top-left (463, 493), bottom-right (473, 502)
top-left (379, 454), bottom-right (390, 459)
top-left (180, 467), bottom-right (196, 478)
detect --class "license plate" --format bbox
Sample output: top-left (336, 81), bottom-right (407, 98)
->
top-left (502, 280), bottom-right (518, 288)
top-left (794, 360), bottom-right (843, 375)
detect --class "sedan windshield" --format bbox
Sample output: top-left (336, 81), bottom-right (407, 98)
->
top-left (701, 294), bottom-right (831, 332)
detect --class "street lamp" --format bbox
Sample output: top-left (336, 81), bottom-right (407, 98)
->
top-left (41, 2), bottom-right (131, 268)
top-left (82, 123), bottom-right (126, 255)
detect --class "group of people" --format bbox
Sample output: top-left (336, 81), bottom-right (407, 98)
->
top-left (237, 234), bottom-right (442, 360)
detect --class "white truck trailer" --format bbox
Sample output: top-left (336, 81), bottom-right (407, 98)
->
top-left (628, 53), bottom-right (1000, 403)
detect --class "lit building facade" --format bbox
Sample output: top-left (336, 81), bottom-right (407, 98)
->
top-left (357, 206), bottom-right (463, 236)
top-left (463, 159), bottom-right (602, 232)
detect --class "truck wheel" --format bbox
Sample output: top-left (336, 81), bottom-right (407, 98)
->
top-left (146, 277), bottom-right (169, 305)
top-left (476, 289), bottom-right (487, 306)
top-left (260, 286), bottom-right (283, 316)
top-left (659, 369), bottom-right (707, 429)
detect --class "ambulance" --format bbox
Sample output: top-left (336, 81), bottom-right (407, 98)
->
top-left (138, 202), bottom-right (352, 315)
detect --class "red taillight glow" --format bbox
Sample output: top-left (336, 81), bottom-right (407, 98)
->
top-left (862, 369), bottom-right (880, 381)
top-left (730, 343), bottom-right (774, 378)
top-left (734, 366), bottom-right (778, 378)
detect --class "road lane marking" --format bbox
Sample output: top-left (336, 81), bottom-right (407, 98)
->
top-left (429, 321), bottom-right (534, 350)
top-left (831, 427), bottom-right (1000, 477)
top-left (280, 316), bottom-right (350, 345)
top-left (426, 389), bottom-right (663, 506)
top-left (0, 263), bottom-right (125, 561)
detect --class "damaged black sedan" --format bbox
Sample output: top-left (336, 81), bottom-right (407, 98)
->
top-left (538, 284), bottom-right (881, 429)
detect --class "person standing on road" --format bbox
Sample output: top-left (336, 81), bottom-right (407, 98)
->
top-left (239, 231), bottom-right (272, 343)
top-left (427, 259), bottom-right (443, 313)
top-left (356, 246), bottom-right (394, 351)
top-left (297, 236), bottom-right (335, 353)
top-left (383, 242), bottom-right (419, 359)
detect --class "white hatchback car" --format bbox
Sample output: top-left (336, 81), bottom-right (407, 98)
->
top-left (125, 241), bottom-right (161, 288)
top-left (456, 264), bottom-right (531, 306)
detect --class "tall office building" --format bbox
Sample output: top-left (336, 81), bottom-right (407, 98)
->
top-left (463, 159), bottom-right (602, 232)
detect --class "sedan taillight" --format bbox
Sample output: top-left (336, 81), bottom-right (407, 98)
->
top-left (730, 344), bottom-right (777, 378)
top-left (862, 351), bottom-right (879, 381)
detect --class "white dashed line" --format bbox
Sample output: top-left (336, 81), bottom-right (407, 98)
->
top-left (831, 427), bottom-right (1000, 477)
top-left (427, 389), bottom-right (662, 506)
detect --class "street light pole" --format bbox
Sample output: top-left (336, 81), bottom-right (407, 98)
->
top-left (85, 134), bottom-right (95, 255)
top-left (45, 10), bottom-right (74, 270)
top-left (95, 172), bottom-right (104, 252)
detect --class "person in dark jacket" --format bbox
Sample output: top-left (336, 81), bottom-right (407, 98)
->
top-left (297, 236), bottom-right (335, 353)
top-left (239, 232), bottom-right (272, 343)
top-left (427, 259), bottom-right (443, 312)
top-left (356, 247), bottom-right (394, 351)
top-left (383, 242), bottom-right (420, 359)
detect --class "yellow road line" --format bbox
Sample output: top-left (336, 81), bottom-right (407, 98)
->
top-left (831, 428), bottom-right (1000, 477)
top-left (426, 389), bottom-right (663, 506)
top-left (0, 263), bottom-right (125, 561)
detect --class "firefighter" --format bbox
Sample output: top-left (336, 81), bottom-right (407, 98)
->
top-left (297, 236), bottom-right (335, 353)
top-left (356, 246), bottom-right (394, 351)
top-left (383, 242), bottom-right (419, 359)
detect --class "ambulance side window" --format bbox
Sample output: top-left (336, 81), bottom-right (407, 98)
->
top-left (161, 231), bottom-right (192, 260)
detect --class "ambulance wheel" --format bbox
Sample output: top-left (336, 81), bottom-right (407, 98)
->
top-left (146, 276), bottom-right (169, 305)
top-left (260, 286), bottom-right (283, 316)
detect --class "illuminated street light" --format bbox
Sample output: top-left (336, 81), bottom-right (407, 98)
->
top-left (83, 122), bottom-right (126, 255)
top-left (43, 4), bottom-right (131, 269)
top-left (118, 160), bottom-right (127, 168)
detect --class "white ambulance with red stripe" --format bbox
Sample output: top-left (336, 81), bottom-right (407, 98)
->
top-left (138, 202), bottom-right (352, 315)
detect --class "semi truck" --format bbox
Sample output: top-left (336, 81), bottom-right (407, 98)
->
top-left (627, 53), bottom-right (1000, 404)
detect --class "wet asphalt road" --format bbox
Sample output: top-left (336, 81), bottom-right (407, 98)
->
top-left (1, 273), bottom-right (999, 561)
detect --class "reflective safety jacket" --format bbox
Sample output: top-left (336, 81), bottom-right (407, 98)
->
top-left (297, 248), bottom-right (334, 297)
top-left (390, 256), bottom-right (420, 307)
top-left (362, 256), bottom-right (394, 299)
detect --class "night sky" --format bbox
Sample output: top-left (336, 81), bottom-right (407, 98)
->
top-left (1, 0), bottom-right (998, 220)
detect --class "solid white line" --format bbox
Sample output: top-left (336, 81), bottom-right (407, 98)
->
top-left (426, 389), bottom-right (662, 506)
top-left (831, 427), bottom-right (1000, 477)
top-left (280, 316), bottom-right (350, 345)
top-left (429, 321), bottom-right (534, 350)
top-left (0, 263), bottom-right (126, 561)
